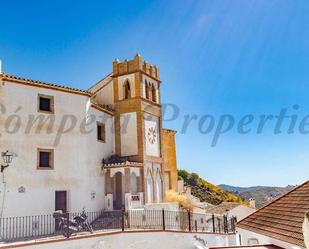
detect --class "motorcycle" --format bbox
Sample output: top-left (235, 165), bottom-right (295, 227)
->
top-left (53, 208), bottom-right (93, 237)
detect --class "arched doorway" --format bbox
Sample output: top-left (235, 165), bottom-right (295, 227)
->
top-left (114, 172), bottom-right (123, 210)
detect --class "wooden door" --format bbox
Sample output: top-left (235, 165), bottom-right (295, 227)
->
top-left (55, 191), bottom-right (67, 212)
top-left (55, 191), bottom-right (67, 231)
top-left (115, 173), bottom-right (122, 210)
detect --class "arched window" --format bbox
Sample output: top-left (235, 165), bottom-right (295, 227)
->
top-left (124, 80), bottom-right (131, 99)
top-left (146, 172), bottom-right (154, 203)
top-left (155, 170), bottom-right (162, 202)
top-left (145, 82), bottom-right (149, 99)
top-left (151, 84), bottom-right (156, 102)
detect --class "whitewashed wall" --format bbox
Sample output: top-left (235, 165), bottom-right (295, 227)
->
top-left (120, 112), bottom-right (138, 156)
top-left (304, 214), bottom-right (309, 249)
top-left (237, 228), bottom-right (303, 249)
top-left (92, 80), bottom-right (114, 106)
top-left (227, 206), bottom-right (256, 221)
top-left (0, 80), bottom-right (115, 217)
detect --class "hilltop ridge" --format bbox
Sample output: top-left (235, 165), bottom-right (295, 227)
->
top-left (219, 184), bottom-right (294, 208)
top-left (178, 170), bottom-right (247, 205)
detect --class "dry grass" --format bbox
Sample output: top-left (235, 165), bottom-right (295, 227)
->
top-left (164, 190), bottom-right (194, 211)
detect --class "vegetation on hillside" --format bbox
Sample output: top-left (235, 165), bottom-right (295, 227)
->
top-left (178, 169), bottom-right (247, 205)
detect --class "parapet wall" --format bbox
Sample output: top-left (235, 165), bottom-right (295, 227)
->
top-left (5, 231), bottom-right (237, 249)
top-left (113, 54), bottom-right (160, 80)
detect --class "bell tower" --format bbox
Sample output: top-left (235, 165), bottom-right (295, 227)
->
top-left (112, 54), bottom-right (164, 204)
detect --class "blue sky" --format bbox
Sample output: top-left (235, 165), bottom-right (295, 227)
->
top-left (1, 0), bottom-right (309, 187)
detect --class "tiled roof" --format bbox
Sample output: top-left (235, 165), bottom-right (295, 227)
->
top-left (88, 73), bottom-right (113, 93)
top-left (91, 103), bottom-right (114, 116)
top-left (238, 180), bottom-right (309, 248)
top-left (206, 202), bottom-right (241, 214)
top-left (1, 73), bottom-right (91, 96)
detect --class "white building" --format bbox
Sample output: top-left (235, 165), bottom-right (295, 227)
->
top-left (0, 54), bottom-right (179, 218)
top-left (206, 202), bottom-right (256, 221)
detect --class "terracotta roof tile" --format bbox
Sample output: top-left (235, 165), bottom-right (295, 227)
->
top-left (1, 72), bottom-right (91, 96)
top-left (238, 180), bottom-right (309, 248)
top-left (206, 202), bottom-right (241, 215)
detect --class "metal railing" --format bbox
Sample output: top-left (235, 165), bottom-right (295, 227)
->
top-left (0, 209), bottom-right (237, 242)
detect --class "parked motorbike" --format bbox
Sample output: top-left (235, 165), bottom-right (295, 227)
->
top-left (53, 208), bottom-right (93, 237)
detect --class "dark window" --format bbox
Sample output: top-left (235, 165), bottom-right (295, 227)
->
top-left (40, 97), bottom-right (51, 111)
top-left (38, 149), bottom-right (53, 169)
top-left (152, 85), bottom-right (156, 102)
top-left (40, 152), bottom-right (50, 167)
top-left (97, 123), bottom-right (106, 142)
top-left (145, 82), bottom-right (149, 99)
top-left (124, 81), bottom-right (131, 99)
top-left (38, 94), bottom-right (54, 113)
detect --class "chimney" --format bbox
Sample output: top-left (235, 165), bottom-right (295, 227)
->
top-left (249, 198), bottom-right (256, 209)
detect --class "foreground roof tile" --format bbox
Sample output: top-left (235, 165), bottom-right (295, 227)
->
top-left (238, 180), bottom-right (309, 248)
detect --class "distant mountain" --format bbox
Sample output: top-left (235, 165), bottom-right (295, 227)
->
top-left (219, 184), bottom-right (294, 208)
top-left (178, 170), bottom-right (248, 205)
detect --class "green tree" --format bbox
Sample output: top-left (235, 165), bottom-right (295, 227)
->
top-left (189, 172), bottom-right (199, 185)
top-left (178, 169), bottom-right (189, 182)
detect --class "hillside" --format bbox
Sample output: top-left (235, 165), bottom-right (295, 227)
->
top-left (219, 184), bottom-right (294, 208)
top-left (178, 170), bottom-right (247, 205)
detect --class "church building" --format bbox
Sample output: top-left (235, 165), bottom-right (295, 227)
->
top-left (0, 55), bottom-right (178, 216)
